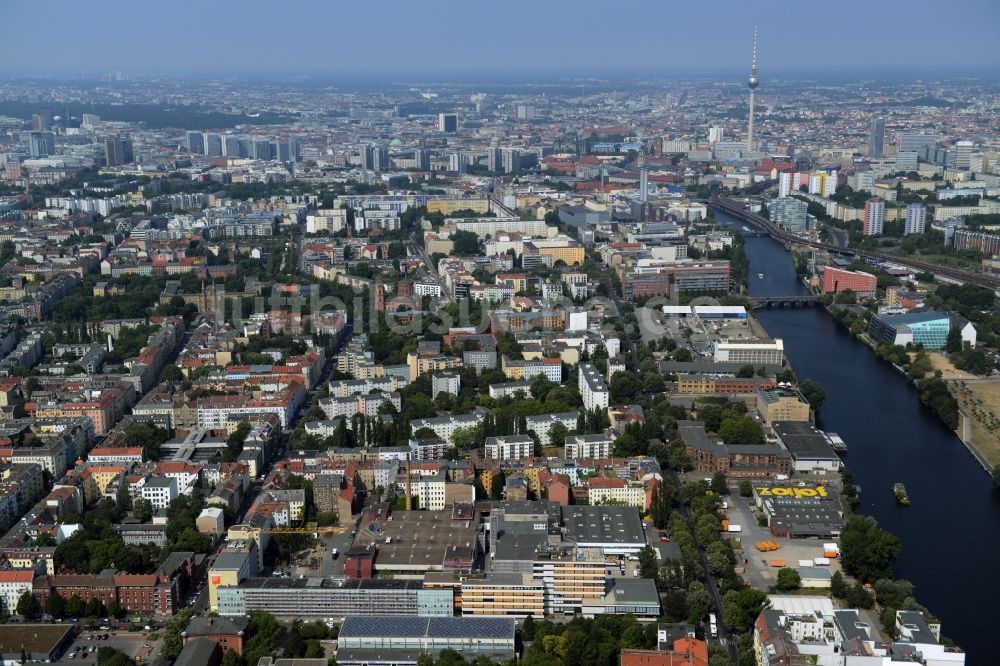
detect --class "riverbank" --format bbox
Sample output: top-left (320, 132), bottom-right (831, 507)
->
top-left (717, 208), bottom-right (998, 661)
top-left (820, 299), bottom-right (998, 473)
top-left (748, 306), bottom-right (953, 648)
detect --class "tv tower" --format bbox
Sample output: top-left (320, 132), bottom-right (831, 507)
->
top-left (746, 25), bottom-right (760, 157)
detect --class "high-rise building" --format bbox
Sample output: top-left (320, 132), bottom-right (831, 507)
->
top-left (770, 197), bottom-right (808, 230)
top-left (954, 141), bottom-right (973, 170)
top-left (362, 145), bottom-right (388, 171)
top-left (487, 148), bottom-right (502, 173)
top-left (746, 26), bottom-right (759, 156)
top-left (222, 135), bottom-right (241, 158)
top-left (501, 148), bottom-right (520, 174)
top-left (709, 126), bottom-right (725, 144)
top-left (863, 198), bottom-right (885, 236)
top-left (414, 149), bottom-right (430, 171)
top-left (287, 136), bottom-right (300, 162)
top-left (904, 204), bottom-right (926, 236)
top-left (808, 171), bottom-right (837, 198)
top-left (898, 133), bottom-right (935, 154)
top-left (32, 108), bottom-right (53, 131)
top-left (448, 152), bottom-right (467, 173)
top-left (869, 117), bottom-right (886, 158)
top-left (516, 104), bottom-right (536, 120)
top-left (186, 131), bottom-right (205, 154)
top-left (104, 135), bottom-right (134, 166)
top-left (639, 169), bottom-right (649, 203)
top-left (27, 131), bottom-right (55, 158)
top-left (205, 133), bottom-right (224, 157)
top-left (81, 114), bottom-right (101, 129)
top-left (252, 138), bottom-right (272, 160)
top-left (778, 172), bottom-right (791, 198)
top-left (438, 113), bottom-right (458, 133)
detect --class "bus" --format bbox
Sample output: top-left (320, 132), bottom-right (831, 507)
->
top-left (709, 613), bottom-right (718, 638)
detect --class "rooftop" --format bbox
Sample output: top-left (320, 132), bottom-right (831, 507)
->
top-left (339, 616), bottom-right (515, 641)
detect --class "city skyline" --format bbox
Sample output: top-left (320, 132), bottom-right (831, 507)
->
top-left (2, 0), bottom-right (999, 74)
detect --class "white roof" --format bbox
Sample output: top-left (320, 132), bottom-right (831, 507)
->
top-left (767, 594), bottom-right (835, 616)
top-left (662, 305), bottom-right (693, 314)
top-left (694, 305), bottom-right (747, 315)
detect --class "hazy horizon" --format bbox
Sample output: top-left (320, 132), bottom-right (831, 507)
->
top-left (2, 0), bottom-right (998, 75)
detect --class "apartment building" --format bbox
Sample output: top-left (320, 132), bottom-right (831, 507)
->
top-left (564, 434), bottom-right (614, 460)
top-left (525, 412), bottom-right (580, 446)
top-left (578, 363), bottom-right (609, 412)
top-left (485, 436), bottom-right (535, 460)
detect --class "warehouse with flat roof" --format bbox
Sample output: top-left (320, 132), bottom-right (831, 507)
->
top-left (336, 616), bottom-right (516, 665)
top-left (771, 421), bottom-right (842, 473)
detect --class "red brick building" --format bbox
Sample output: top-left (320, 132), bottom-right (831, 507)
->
top-left (822, 267), bottom-right (877, 297)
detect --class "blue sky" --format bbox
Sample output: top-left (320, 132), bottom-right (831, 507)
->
top-left (3, 0), bottom-right (999, 75)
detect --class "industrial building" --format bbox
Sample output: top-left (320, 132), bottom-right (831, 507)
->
top-left (215, 577), bottom-right (453, 619)
top-left (771, 421), bottom-right (841, 473)
top-left (752, 482), bottom-right (844, 538)
top-left (336, 616), bottom-right (516, 665)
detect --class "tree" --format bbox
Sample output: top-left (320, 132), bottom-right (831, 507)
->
top-left (686, 581), bottom-right (713, 624)
top-left (221, 652), bottom-right (245, 666)
top-left (735, 364), bottom-right (755, 378)
top-left (673, 348), bottom-right (693, 362)
top-left (718, 416), bottom-right (764, 445)
top-left (945, 327), bottom-right (963, 354)
top-left (799, 379), bottom-right (827, 411)
top-left (66, 594), bottom-right (85, 618)
top-left (124, 421), bottom-right (168, 460)
top-left (776, 567), bottom-right (801, 591)
top-left (548, 421), bottom-right (569, 448)
top-left (85, 596), bottom-right (104, 617)
top-left (160, 608), bottom-right (194, 660)
top-left (44, 591), bottom-right (66, 619)
top-left (451, 230), bottom-right (482, 255)
top-left (738, 479), bottom-right (753, 497)
top-left (97, 647), bottom-right (133, 666)
top-left (15, 589), bottom-right (39, 618)
top-left (722, 588), bottom-right (768, 632)
top-left (830, 571), bottom-right (849, 598)
top-left (610, 371), bottom-right (643, 404)
top-left (522, 615), bottom-right (537, 641)
top-left (490, 470), bottom-right (506, 501)
top-left (132, 497), bottom-right (153, 522)
top-left (638, 546), bottom-right (659, 580)
top-left (710, 471), bottom-right (728, 496)
top-left (840, 515), bottom-right (901, 583)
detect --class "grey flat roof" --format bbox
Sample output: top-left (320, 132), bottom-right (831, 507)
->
top-left (340, 616), bottom-right (515, 641)
top-left (606, 576), bottom-right (659, 603)
top-left (562, 505), bottom-right (646, 545)
top-left (661, 361), bottom-right (784, 375)
top-left (213, 550), bottom-right (250, 570)
top-left (772, 421), bottom-right (838, 460)
top-left (237, 577), bottom-right (426, 591)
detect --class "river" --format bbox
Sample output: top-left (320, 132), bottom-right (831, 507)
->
top-left (717, 211), bottom-right (999, 662)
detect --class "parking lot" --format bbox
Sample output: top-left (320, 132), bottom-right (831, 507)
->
top-left (64, 631), bottom-right (155, 663)
top-left (319, 531), bottom-right (353, 577)
top-left (721, 490), bottom-right (842, 591)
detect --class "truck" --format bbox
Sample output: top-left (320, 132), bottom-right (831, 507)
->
top-left (813, 557), bottom-right (831, 566)
top-left (727, 524), bottom-right (742, 533)
top-left (797, 559), bottom-right (814, 567)
top-left (708, 613), bottom-right (718, 638)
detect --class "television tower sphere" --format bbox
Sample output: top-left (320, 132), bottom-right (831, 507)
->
top-left (748, 75), bottom-right (759, 90)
